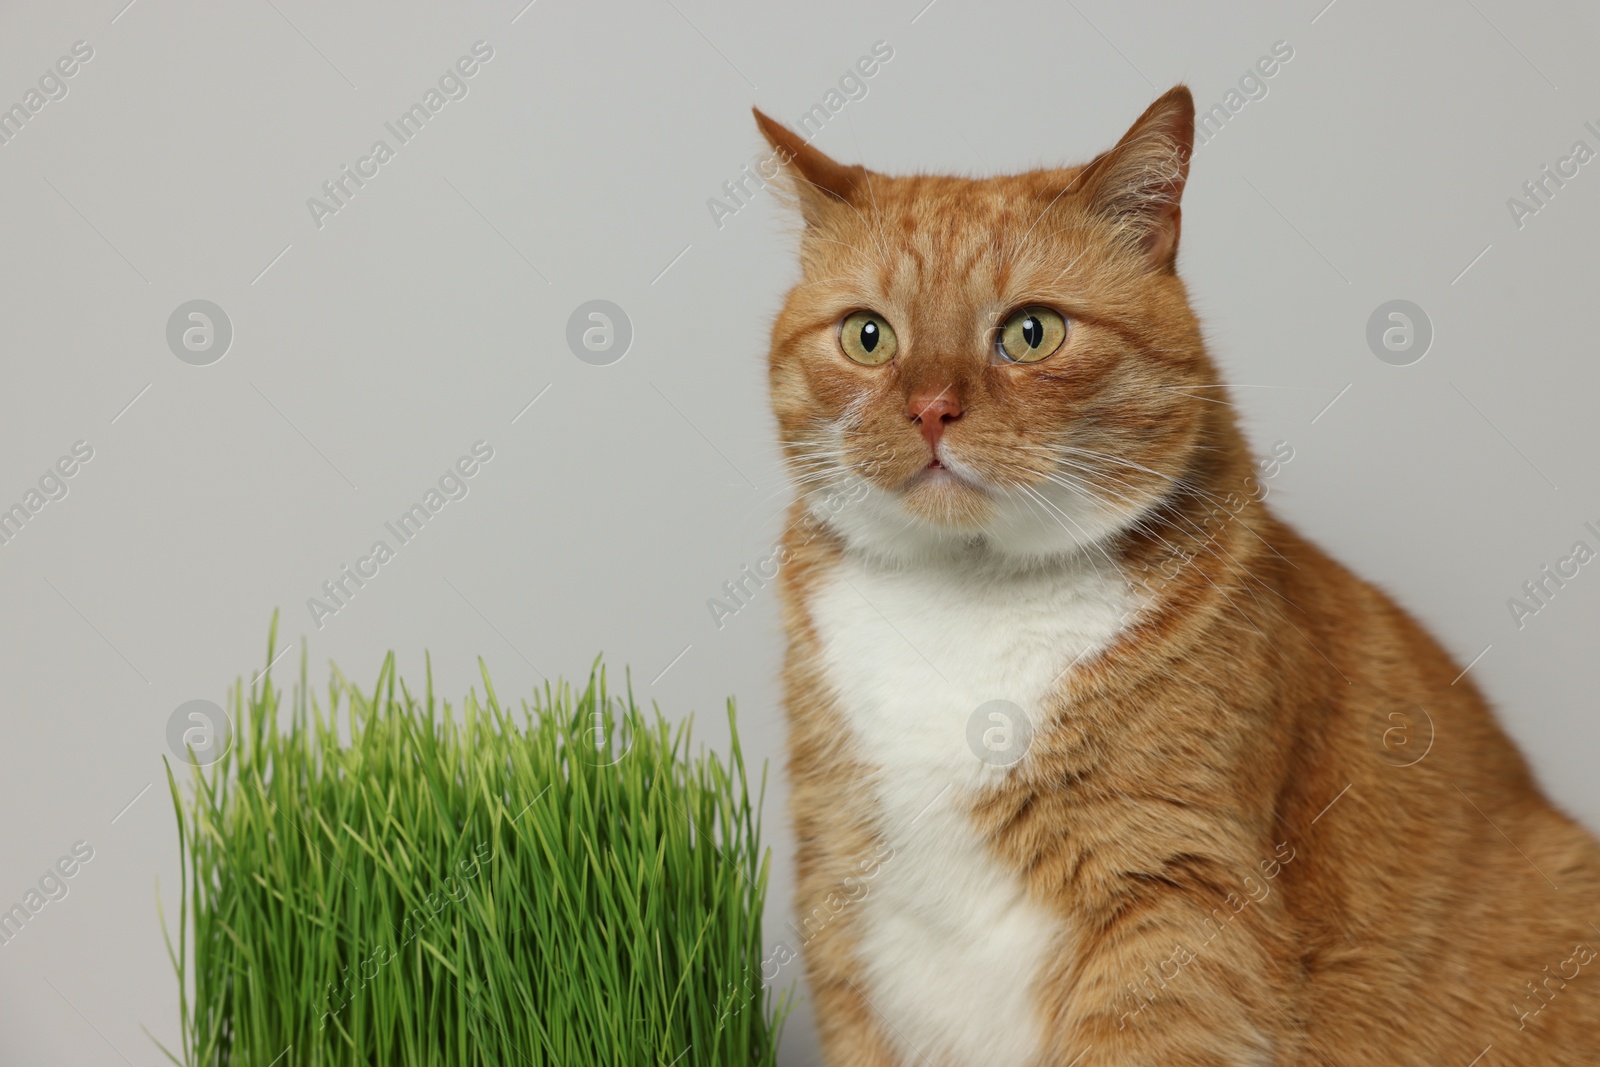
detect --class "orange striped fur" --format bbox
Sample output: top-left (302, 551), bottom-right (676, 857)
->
top-left (756, 87), bottom-right (1600, 1066)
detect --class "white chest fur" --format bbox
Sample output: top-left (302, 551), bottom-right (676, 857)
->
top-left (807, 550), bottom-right (1136, 1067)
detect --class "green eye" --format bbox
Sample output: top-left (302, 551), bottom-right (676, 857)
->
top-left (839, 311), bottom-right (898, 366)
top-left (997, 306), bottom-right (1067, 363)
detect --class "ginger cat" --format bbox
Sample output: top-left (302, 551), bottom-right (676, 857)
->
top-left (756, 87), bottom-right (1600, 1066)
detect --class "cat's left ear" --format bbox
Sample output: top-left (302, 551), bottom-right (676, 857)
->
top-left (1079, 85), bottom-right (1195, 271)
top-left (752, 107), bottom-right (866, 227)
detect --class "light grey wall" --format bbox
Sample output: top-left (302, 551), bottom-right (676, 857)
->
top-left (0, 0), bottom-right (1596, 1063)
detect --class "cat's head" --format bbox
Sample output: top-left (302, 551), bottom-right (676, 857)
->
top-left (759, 86), bottom-right (1227, 567)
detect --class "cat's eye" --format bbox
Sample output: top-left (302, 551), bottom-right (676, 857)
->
top-left (839, 311), bottom-right (898, 366)
top-left (995, 306), bottom-right (1067, 364)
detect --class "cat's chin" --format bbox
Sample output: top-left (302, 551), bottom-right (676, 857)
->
top-left (897, 467), bottom-right (995, 528)
top-left (811, 466), bottom-right (1142, 568)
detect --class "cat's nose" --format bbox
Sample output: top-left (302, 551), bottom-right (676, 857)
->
top-left (907, 386), bottom-right (963, 450)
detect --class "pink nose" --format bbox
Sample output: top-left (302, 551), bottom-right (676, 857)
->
top-left (907, 387), bottom-right (962, 450)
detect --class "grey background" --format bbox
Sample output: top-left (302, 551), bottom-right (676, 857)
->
top-left (1, 0), bottom-right (1597, 1063)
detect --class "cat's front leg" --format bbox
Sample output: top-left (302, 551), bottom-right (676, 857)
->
top-left (1038, 881), bottom-right (1294, 1067)
top-left (789, 791), bottom-right (906, 1066)
top-left (797, 867), bottom-right (905, 1067)
top-left (807, 970), bottom-right (907, 1067)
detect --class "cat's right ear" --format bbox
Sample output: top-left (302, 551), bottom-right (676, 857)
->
top-left (1077, 85), bottom-right (1195, 271)
top-left (752, 108), bottom-right (866, 227)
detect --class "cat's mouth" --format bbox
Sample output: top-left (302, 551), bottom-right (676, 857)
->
top-left (908, 458), bottom-right (981, 492)
top-left (916, 443), bottom-right (982, 483)
top-left (897, 459), bottom-right (993, 527)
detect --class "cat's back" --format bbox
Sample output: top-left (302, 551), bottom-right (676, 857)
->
top-left (1256, 524), bottom-right (1600, 1063)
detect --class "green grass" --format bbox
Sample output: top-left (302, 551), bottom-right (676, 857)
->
top-left (162, 620), bottom-right (788, 1066)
